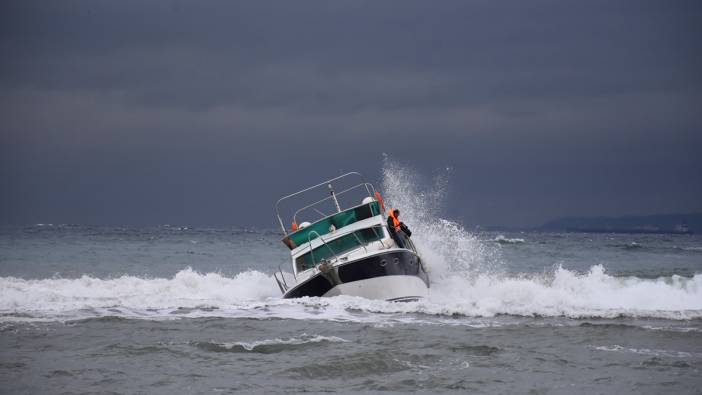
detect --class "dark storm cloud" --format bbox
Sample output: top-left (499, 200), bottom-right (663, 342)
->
top-left (4, 1), bottom-right (699, 109)
top-left (1, 0), bottom-right (701, 227)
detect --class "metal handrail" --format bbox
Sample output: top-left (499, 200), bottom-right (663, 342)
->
top-left (349, 231), bottom-right (369, 255)
top-left (370, 225), bottom-right (385, 247)
top-left (306, 230), bottom-right (339, 271)
top-left (274, 265), bottom-right (288, 293)
top-left (277, 265), bottom-right (287, 288)
top-left (292, 182), bottom-right (376, 224)
top-left (384, 225), bottom-right (417, 253)
top-left (275, 172), bottom-right (370, 235)
top-left (405, 234), bottom-right (418, 253)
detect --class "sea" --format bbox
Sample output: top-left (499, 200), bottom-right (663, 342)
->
top-left (1, 167), bottom-right (701, 394)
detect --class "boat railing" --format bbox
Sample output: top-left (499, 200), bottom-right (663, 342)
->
top-left (274, 264), bottom-right (289, 293)
top-left (292, 182), bottom-right (377, 225)
top-left (307, 230), bottom-right (339, 270)
top-left (404, 233), bottom-right (418, 253)
top-left (350, 231), bottom-right (369, 255)
top-left (275, 172), bottom-right (376, 235)
top-left (384, 225), bottom-right (418, 253)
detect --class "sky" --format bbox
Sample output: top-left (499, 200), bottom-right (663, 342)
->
top-left (1, 0), bottom-right (701, 229)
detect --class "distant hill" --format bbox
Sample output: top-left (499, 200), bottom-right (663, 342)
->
top-left (538, 213), bottom-right (702, 234)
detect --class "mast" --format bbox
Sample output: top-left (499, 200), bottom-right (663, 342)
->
top-left (328, 184), bottom-right (342, 213)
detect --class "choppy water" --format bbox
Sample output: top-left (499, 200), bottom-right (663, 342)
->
top-left (1, 165), bottom-right (701, 394)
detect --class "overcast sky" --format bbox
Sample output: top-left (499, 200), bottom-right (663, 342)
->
top-left (1, 0), bottom-right (700, 228)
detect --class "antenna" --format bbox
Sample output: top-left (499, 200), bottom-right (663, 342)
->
top-left (328, 183), bottom-right (342, 213)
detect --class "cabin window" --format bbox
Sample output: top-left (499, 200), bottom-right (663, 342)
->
top-left (296, 226), bottom-right (384, 271)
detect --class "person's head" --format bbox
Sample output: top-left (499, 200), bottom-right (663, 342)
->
top-left (393, 209), bottom-right (400, 218)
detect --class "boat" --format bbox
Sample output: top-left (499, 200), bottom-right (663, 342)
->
top-left (273, 172), bottom-right (429, 301)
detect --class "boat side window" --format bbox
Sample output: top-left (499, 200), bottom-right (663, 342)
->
top-left (296, 226), bottom-right (383, 272)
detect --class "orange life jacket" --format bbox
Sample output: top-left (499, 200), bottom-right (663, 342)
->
top-left (388, 209), bottom-right (401, 232)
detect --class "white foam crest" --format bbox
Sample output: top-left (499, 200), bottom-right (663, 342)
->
top-left (217, 334), bottom-right (349, 351)
top-left (425, 265), bottom-right (702, 319)
top-left (0, 268), bottom-right (279, 320)
top-left (278, 268), bottom-right (701, 320)
top-left (591, 345), bottom-right (702, 358)
top-left (494, 235), bottom-right (526, 244)
top-left (1, 267), bottom-right (701, 322)
top-left (641, 325), bottom-right (702, 333)
top-left (267, 268), bottom-right (702, 320)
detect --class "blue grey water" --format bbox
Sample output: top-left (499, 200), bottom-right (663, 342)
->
top-left (1, 224), bottom-right (701, 394)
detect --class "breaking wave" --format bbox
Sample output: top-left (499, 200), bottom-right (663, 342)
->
top-left (590, 345), bottom-right (702, 358)
top-left (1, 159), bottom-right (701, 323)
top-left (1, 266), bottom-right (700, 322)
top-left (193, 334), bottom-right (348, 353)
top-left (0, 269), bottom-right (279, 322)
top-left (494, 235), bottom-right (526, 244)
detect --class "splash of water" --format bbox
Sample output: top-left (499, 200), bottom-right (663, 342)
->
top-left (376, 158), bottom-right (702, 320)
top-left (380, 156), bottom-right (499, 276)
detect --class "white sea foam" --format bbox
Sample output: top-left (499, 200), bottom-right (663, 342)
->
top-left (4, 268), bottom-right (702, 322)
top-left (494, 235), bottom-right (526, 244)
top-left (641, 325), bottom-right (702, 333)
top-left (0, 268), bottom-right (280, 321)
top-left (1, 266), bottom-right (701, 322)
top-left (425, 266), bottom-right (702, 319)
top-left (591, 345), bottom-right (702, 358)
top-left (214, 334), bottom-right (349, 351)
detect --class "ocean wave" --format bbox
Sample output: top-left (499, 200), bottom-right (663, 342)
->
top-left (3, 162), bottom-right (700, 324)
top-left (0, 268), bottom-right (280, 322)
top-left (678, 246), bottom-right (702, 252)
top-left (1, 265), bottom-right (700, 323)
top-left (424, 265), bottom-right (702, 320)
top-left (640, 325), bottom-right (702, 333)
top-left (193, 334), bottom-right (348, 353)
top-left (623, 241), bottom-right (643, 250)
top-left (590, 345), bottom-right (702, 358)
top-left (494, 235), bottom-right (526, 244)
top-left (375, 161), bottom-right (701, 320)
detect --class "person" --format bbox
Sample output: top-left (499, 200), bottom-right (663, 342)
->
top-left (387, 208), bottom-right (412, 248)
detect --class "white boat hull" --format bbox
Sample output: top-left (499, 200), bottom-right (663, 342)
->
top-left (281, 249), bottom-right (429, 301)
top-left (323, 274), bottom-right (429, 301)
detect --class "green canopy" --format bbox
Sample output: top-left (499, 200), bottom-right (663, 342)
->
top-left (282, 201), bottom-right (382, 249)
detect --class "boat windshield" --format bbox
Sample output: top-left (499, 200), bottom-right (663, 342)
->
top-left (296, 226), bottom-right (384, 272)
